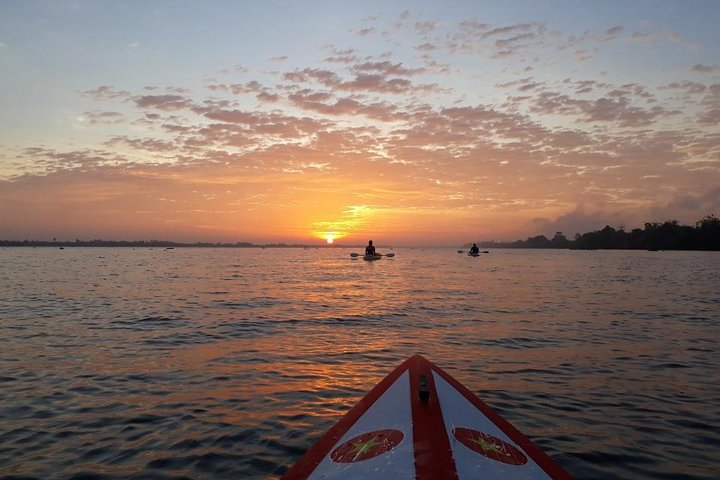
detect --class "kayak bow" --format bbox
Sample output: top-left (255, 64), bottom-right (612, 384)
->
top-left (281, 355), bottom-right (573, 480)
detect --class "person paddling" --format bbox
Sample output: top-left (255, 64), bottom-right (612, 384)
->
top-left (365, 240), bottom-right (377, 256)
top-left (469, 243), bottom-right (480, 254)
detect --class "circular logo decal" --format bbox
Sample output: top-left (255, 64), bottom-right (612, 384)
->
top-left (330, 429), bottom-right (404, 463)
top-left (452, 427), bottom-right (528, 465)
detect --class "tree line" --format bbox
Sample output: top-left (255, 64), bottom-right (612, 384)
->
top-left (478, 215), bottom-right (720, 251)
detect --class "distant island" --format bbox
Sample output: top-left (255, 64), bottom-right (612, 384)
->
top-left (477, 215), bottom-right (719, 251)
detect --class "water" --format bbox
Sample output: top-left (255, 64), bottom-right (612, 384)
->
top-left (1, 247), bottom-right (718, 479)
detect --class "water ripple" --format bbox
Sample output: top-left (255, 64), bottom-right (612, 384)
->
top-left (0, 248), bottom-right (718, 479)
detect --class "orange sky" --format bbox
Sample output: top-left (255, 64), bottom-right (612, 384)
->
top-left (1, 3), bottom-right (719, 246)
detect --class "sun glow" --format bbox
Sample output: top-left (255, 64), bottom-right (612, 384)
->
top-left (315, 231), bottom-right (345, 244)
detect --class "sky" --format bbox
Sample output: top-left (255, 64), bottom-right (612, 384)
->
top-left (1, 0), bottom-right (719, 246)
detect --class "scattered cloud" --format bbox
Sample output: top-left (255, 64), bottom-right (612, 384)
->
top-left (355, 27), bottom-right (375, 37)
top-left (692, 64), bottom-right (720, 73)
top-left (82, 110), bottom-right (125, 125)
top-left (414, 20), bottom-right (437, 35)
top-left (133, 94), bottom-right (195, 111)
top-left (530, 206), bottom-right (625, 237)
top-left (81, 86), bottom-right (130, 100)
top-left (2, 11), bottom-right (718, 243)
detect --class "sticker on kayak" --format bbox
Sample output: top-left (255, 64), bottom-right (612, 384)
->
top-left (453, 427), bottom-right (528, 465)
top-left (330, 429), bottom-right (404, 463)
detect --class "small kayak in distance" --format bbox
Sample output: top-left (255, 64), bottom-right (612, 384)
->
top-left (281, 355), bottom-right (573, 480)
top-left (363, 254), bottom-right (382, 261)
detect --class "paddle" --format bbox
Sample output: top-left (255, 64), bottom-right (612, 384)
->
top-left (350, 252), bottom-right (395, 257)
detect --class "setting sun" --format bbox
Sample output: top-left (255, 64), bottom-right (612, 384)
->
top-left (315, 231), bottom-right (345, 244)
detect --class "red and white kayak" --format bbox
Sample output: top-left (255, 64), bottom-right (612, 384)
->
top-left (281, 355), bottom-right (573, 480)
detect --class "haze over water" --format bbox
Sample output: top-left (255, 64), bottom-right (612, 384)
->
top-left (1, 247), bottom-right (718, 479)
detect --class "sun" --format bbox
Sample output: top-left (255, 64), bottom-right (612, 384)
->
top-left (314, 230), bottom-right (345, 244)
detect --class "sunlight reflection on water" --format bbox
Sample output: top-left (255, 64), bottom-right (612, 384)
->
top-left (1, 247), bottom-right (718, 479)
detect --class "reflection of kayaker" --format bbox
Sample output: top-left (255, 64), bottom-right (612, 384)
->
top-left (365, 240), bottom-right (376, 256)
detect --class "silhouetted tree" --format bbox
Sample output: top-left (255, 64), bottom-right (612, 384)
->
top-left (695, 214), bottom-right (720, 250)
top-left (550, 232), bottom-right (572, 248)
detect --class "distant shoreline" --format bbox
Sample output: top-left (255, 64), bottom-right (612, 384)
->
top-left (0, 240), bottom-right (360, 248)
top-left (475, 216), bottom-right (719, 251)
top-left (2, 215), bottom-right (717, 251)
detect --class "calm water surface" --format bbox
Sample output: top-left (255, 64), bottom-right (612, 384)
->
top-left (1, 247), bottom-right (718, 479)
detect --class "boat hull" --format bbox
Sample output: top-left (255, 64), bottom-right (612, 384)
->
top-left (281, 355), bottom-right (573, 479)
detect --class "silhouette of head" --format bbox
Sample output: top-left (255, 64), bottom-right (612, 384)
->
top-left (369, 240), bottom-right (373, 245)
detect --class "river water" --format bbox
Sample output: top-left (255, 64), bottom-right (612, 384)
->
top-left (1, 247), bottom-right (718, 479)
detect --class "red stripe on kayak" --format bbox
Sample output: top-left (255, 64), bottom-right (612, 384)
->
top-left (282, 355), bottom-right (573, 480)
top-left (280, 357), bottom-right (413, 480)
top-left (409, 355), bottom-right (460, 480)
top-left (428, 357), bottom-right (574, 480)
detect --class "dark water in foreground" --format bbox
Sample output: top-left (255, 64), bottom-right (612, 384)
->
top-left (1, 247), bottom-right (718, 479)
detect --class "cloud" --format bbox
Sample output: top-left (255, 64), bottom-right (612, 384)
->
top-left (256, 92), bottom-right (280, 103)
top-left (529, 206), bottom-right (627, 237)
top-left (415, 20), bottom-right (437, 35)
top-left (603, 25), bottom-right (623, 39)
top-left (82, 110), bottom-right (125, 125)
top-left (355, 27), bottom-right (375, 36)
top-left (283, 67), bottom-right (437, 95)
top-left (104, 136), bottom-right (177, 152)
top-left (691, 64), bottom-right (720, 73)
top-left (133, 94), bottom-right (195, 111)
top-left (527, 89), bottom-right (675, 127)
top-left (324, 48), bottom-right (358, 64)
top-left (206, 81), bottom-right (267, 96)
top-left (352, 61), bottom-right (426, 76)
top-left (81, 86), bottom-right (130, 100)
top-left (652, 186), bottom-right (720, 221)
top-left (662, 81), bottom-right (707, 95)
top-left (698, 84), bottom-right (720, 124)
top-left (288, 90), bottom-right (404, 121)
top-left (17, 147), bottom-right (132, 175)
top-left (415, 42), bottom-right (436, 51)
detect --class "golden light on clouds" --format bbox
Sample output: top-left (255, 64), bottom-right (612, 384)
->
top-left (1, 4), bottom-right (718, 244)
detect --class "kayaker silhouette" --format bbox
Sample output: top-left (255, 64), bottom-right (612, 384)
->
top-left (365, 240), bottom-right (376, 256)
top-left (470, 243), bottom-right (479, 254)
